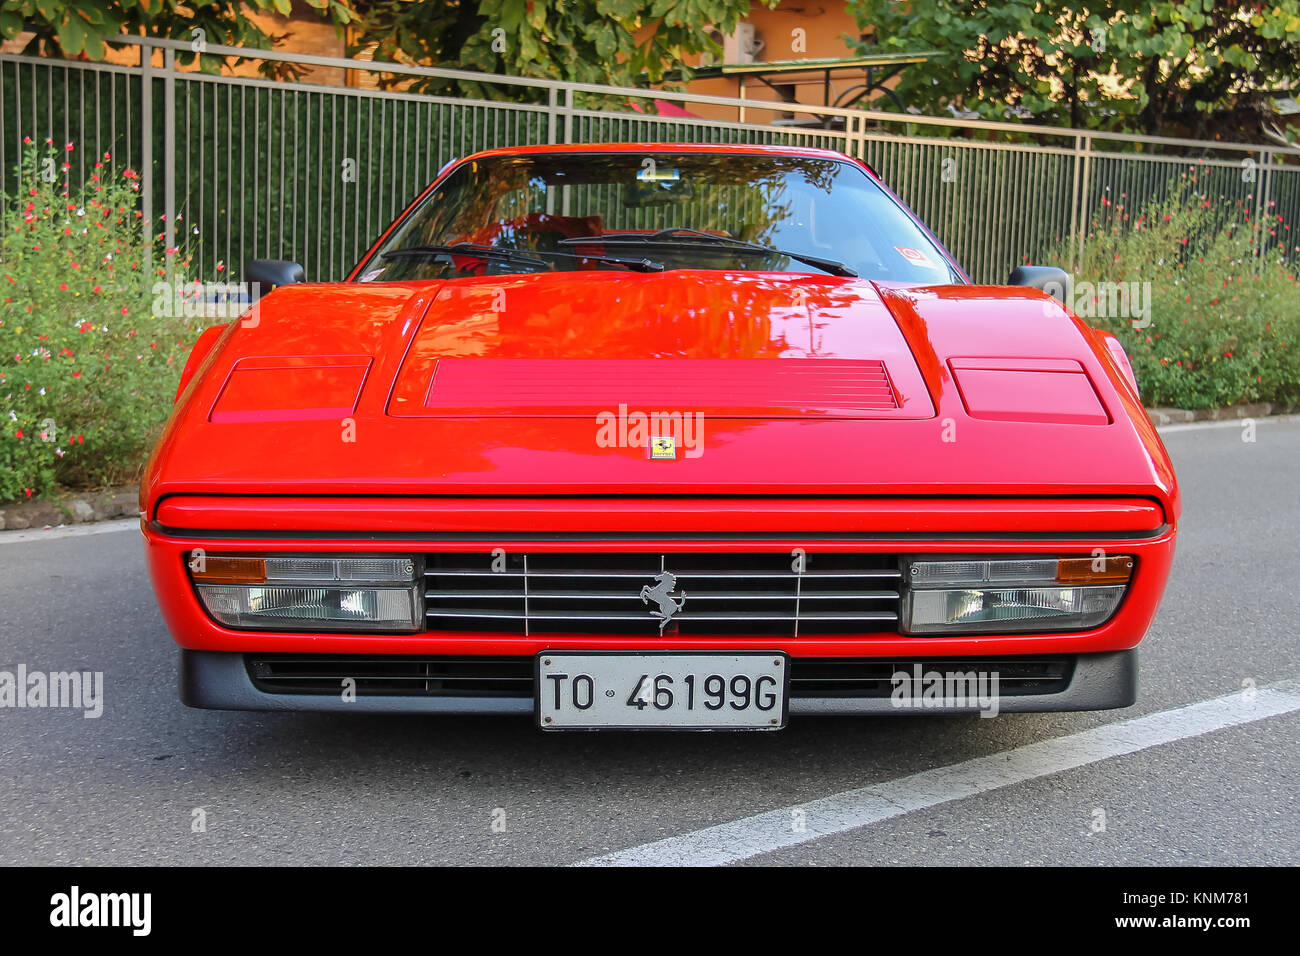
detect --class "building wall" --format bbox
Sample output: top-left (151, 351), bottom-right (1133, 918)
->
top-left (682, 2), bottom-right (865, 122)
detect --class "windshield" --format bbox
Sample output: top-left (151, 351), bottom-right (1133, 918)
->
top-left (355, 151), bottom-right (963, 284)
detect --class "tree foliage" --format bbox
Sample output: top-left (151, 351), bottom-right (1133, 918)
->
top-left (1, 0), bottom-right (771, 94)
top-left (847, 0), bottom-right (1300, 141)
top-left (0, 0), bottom-right (356, 75)
top-left (348, 0), bottom-right (774, 98)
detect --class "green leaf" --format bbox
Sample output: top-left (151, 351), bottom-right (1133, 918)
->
top-left (597, 0), bottom-right (642, 18)
top-left (54, 14), bottom-right (88, 56)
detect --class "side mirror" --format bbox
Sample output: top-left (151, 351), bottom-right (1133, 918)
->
top-left (245, 259), bottom-right (305, 300)
top-left (1008, 265), bottom-right (1070, 301)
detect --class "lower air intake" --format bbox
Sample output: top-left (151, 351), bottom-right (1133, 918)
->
top-left (246, 655), bottom-right (1073, 699)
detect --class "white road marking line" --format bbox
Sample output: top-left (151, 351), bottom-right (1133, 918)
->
top-left (0, 517), bottom-right (140, 545)
top-left (576, 679), bottom-right (1300, 867)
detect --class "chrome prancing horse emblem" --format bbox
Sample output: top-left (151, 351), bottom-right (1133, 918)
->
top-left (640, 571), bottom-right (686, 632)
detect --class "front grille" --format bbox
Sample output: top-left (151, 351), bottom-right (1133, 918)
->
top-left (423, 552), bottom-right (902, 636)
top-left (246, 654), bottom-right (1073, 699)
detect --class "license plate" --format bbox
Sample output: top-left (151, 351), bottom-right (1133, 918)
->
top-left (536, 652), bottom-right (788, 730)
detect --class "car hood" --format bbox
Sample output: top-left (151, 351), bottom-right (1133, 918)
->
top-left (142, 272), bottom-right (1177, 515)
top-left (386, 271), bottom-right (933, 419)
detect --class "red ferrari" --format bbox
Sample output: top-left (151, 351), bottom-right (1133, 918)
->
top-left (143, 143), bottom-right (1178, 729)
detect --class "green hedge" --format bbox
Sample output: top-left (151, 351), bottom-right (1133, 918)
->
top-left (1042, 174), bottom-right (1299, 409)
top-left (0, 140), bottom-right (196, 503)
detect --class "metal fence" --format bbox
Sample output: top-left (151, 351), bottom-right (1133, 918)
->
top-left (2, 34), bottom-right (1298, 283)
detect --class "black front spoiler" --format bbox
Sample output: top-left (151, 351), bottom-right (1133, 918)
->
top-left (179, 649), bottom-right (1138, 716)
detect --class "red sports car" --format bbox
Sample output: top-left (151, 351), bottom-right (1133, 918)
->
top-left (143, 143), bottom-right (1178, 729)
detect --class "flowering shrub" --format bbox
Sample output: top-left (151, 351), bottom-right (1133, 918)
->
top-left (0, 140), bottom-right (199, 503)
top-left (1044, 173), bottom-right (1300, 410)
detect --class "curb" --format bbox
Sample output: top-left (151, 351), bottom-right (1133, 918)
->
top-left (0, 486), bottom-right (138, 531)
top-left (1144, 402), bottom-right (1297, 426)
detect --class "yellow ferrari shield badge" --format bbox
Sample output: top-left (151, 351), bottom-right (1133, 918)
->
top-left (649, 436), bottom-right (677, 460)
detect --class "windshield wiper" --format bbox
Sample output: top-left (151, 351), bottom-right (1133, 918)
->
top-left (379, 242), bottom-right (664, 273)
top-left (381, 243), bottom-right (549, 267)
top-left (559, 228), bottom-right (858, 278)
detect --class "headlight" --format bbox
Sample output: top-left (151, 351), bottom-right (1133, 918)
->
top-left (190, 554), bottom-right (422, 632)
top-left (901, 556), bottom-right (1131, 634)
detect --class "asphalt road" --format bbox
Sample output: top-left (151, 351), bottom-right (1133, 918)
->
top-left (1, 418), bottom-right (1297, 866)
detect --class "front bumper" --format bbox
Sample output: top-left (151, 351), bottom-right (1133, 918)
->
top-left (149, 493), bottom-right (1173, 717)
top-left (180, 648), bottom-right (1138, 715)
